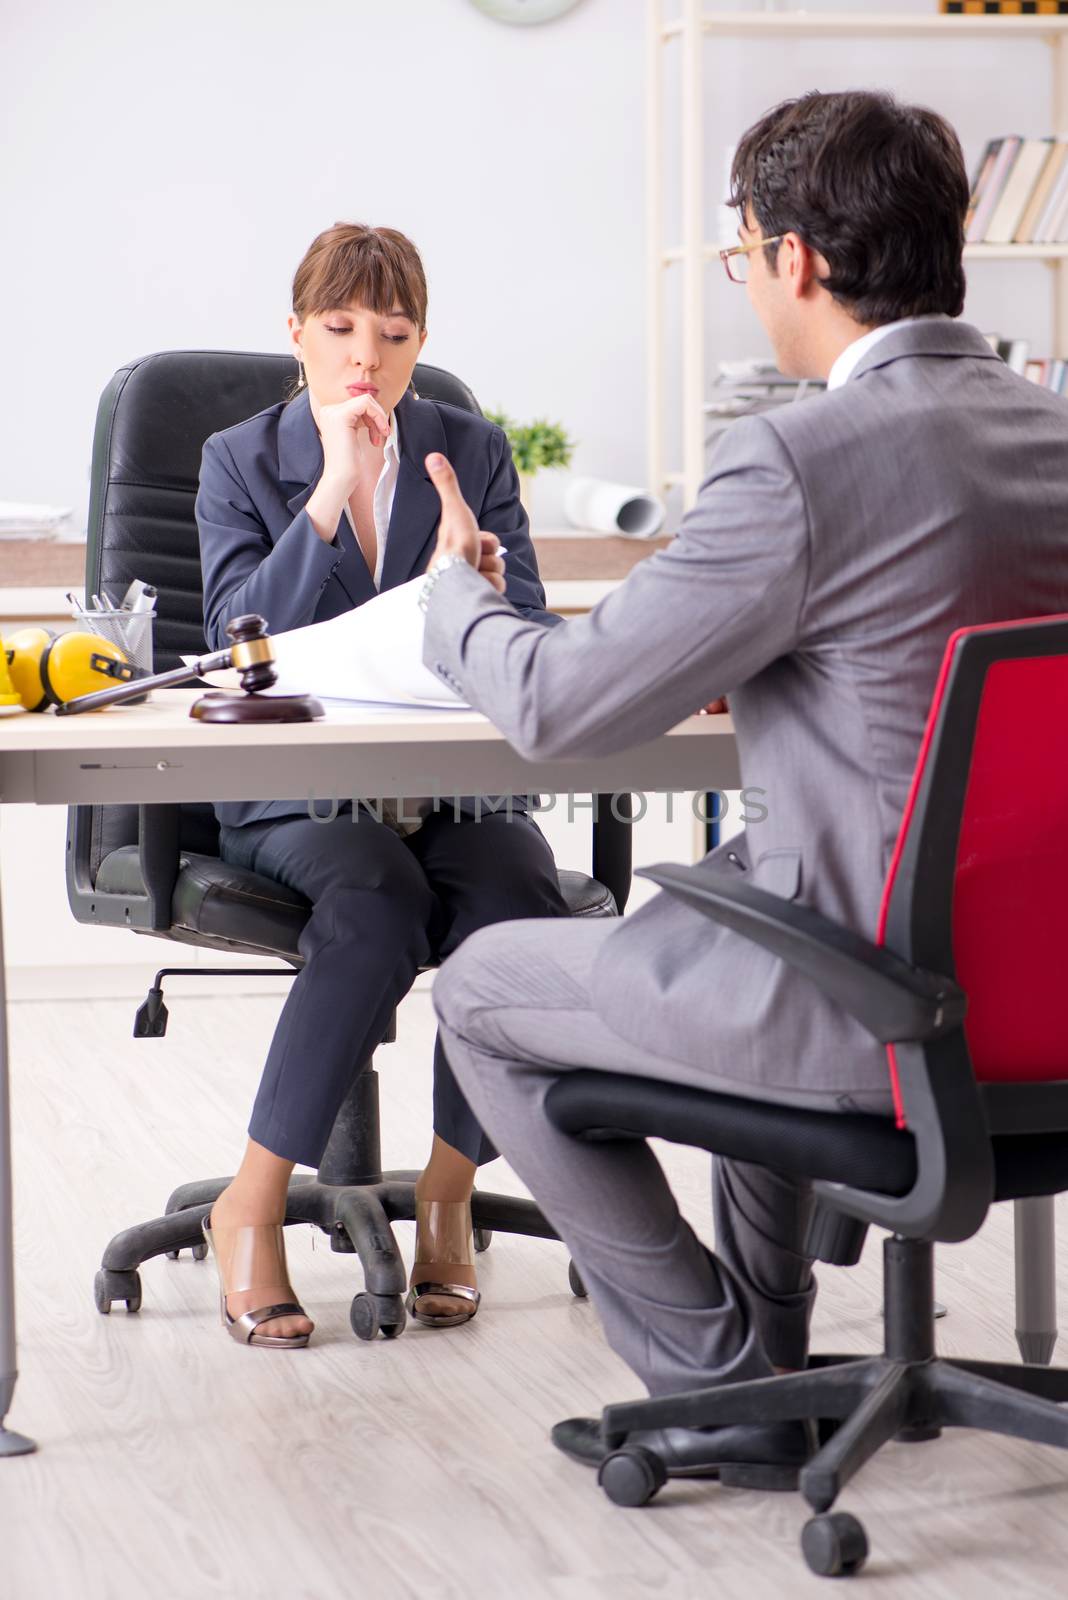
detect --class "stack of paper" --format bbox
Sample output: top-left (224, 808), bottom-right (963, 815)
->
top-left (190, 578), bottom-right (470, 708)
top-left (0, 502), bottom-right (73, 540)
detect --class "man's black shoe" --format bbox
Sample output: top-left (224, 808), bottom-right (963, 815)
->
top-left (551, 1414), bottom-right (815, 1491)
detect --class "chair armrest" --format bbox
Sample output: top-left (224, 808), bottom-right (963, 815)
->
top-left (65, 803), bottom-right (181, 932)
top-left (592, 793), bottom-right (633, 914)
top-left (138, 804), bottom-right (181, 929)
top-left (637, 863), bottom-right (966, 1044)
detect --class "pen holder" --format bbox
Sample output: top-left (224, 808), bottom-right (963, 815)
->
top-left (79, 608), bottom-right (155, 701)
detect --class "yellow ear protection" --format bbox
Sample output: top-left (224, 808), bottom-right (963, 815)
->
top-left (39, 632), bottom-right (135, 707)
top-left (3, 627), bottom-right (135, 711)
top-left (4, 627), bottom-right (55, 712)
top-left (0, 637), bottom-right (23, 710)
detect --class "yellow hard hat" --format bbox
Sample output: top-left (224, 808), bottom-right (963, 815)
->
top-left (0, 637), bottom-right (24, 711)
top-left (39, 631), bottom-right (135, 708)
top-left (4, 626), bottom-right (56, 712)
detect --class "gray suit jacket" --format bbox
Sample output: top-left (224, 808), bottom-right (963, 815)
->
top-left (196, 386), bottom-right (555, 829)
top-left (423, 318), bottom-right (1068, 1112)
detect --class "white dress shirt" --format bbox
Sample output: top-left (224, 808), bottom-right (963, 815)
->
top-left (826, 316), bottom-right (932, 391)
top-left (336, 406), bottom-right (431, 835)
top-left (341, 405), bottom-right (401, 590)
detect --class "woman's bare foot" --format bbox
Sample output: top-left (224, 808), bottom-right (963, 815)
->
top-left (209, 1160), bottom-right (313, 1341)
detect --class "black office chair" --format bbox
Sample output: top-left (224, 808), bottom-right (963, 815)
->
top-left (67, 349), bottom-right (630, 1340)
top-left (545, 615), bottom-right (1068, 1577)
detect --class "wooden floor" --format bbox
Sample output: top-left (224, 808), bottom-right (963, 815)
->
top-left (4, 978), bottom-right (1068, 1599)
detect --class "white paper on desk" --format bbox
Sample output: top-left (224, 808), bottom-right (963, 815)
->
top-left (183, 578), bottom-right (469, 708)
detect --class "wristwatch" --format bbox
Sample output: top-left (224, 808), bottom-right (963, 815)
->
top-left (418, 551), bottom-right (469, 613)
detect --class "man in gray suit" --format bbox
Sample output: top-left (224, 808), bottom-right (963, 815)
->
top-left (415, 91), bottom-right (1068, 1478)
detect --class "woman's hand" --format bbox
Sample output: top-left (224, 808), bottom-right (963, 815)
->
top-left (317, 394), bottom-right (391, 495)
top-left (304, 396), bottom-right (392, 542)
top-left (425, 453), bottom-right (507, 593)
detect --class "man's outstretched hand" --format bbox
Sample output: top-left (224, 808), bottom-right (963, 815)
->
top-left (426, 452), bottom-right (506, 593)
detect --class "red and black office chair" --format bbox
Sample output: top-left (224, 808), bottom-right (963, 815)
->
top-left (546, 614), bottom-right (1068, 1577)
top-left (66, 350), bottom-right (630, 1340)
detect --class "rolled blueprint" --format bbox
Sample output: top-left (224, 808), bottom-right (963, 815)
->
top-left (564, 476), bottom-right (665, 540)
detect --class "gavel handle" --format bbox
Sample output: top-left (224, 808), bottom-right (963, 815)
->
top-left (53, 649), bottom-right (232, 717)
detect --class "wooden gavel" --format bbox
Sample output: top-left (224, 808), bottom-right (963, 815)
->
top-left (55, 614), bottom-right (323, 722)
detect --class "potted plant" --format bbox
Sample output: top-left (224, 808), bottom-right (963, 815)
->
top-left (485, 410), bottom-right (575, 517)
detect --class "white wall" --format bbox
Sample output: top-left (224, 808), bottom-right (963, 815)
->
top-left (1, 0), bottom-right (647, 534)
top-left (2, 0), bottom-right (1054, 530)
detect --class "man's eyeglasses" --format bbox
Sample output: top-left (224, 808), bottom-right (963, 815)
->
top-left (718, 235), bottom-right (784, 285)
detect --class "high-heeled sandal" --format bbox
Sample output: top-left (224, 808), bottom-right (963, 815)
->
top-left (202, 1216), bottom-right (311, 1349)
top-left (405, 1199), bottom-right (481, 1329)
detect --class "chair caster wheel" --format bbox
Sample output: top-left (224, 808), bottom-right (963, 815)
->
top-left (94, 1268), bottom-right (142, 1315)
top-left (801, 1512), bottom-right (869, 1577)
top-left (598, 1446), bottom-right (667, 1508)
top-left (379, 1298), bottom-right (406, 1340)
top-left (568, 1259), bottom-right (588, 1298)
top-left (473, 1227), bottom-right (492, 1254)
top-left (331, 1226), bottom-right (357, 1254)
top-left (350, 1292), bottom-right (406, 1341)
top-left (165, 1240), bottom-right (207, 1262)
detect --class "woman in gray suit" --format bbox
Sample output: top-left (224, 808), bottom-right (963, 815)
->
top-left (195, 222), bottom-right (566, 1348)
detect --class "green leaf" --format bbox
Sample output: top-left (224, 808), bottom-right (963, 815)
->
top-left (486, 408), bottom-right (575, 476)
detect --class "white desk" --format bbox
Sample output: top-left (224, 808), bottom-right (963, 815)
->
top-left (0, 579), bottom-right (618, 626)
top-left (0, 690), bottom-right (738, 1453)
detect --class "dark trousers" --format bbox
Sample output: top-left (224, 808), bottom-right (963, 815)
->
top-left (219, 804), bottom-right (568, 1170)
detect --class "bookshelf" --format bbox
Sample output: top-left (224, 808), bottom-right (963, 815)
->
top-left (648, 4), bottom-right (1068, 503)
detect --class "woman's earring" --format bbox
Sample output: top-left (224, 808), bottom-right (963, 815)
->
top-left (296, 358), bottom-right (305, 389)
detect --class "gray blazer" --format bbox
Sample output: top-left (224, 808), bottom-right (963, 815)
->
top-left (196, 386), bottom-right (554, 829)
top-left (423, 318), bottom-right (1068, 1112)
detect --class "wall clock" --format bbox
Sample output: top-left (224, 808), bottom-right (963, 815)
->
top-left (467, 0), bottom-right (586, 24)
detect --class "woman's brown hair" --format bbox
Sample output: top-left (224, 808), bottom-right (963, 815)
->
top-left (292, 222), bottom-right (428, 328)
top-left (287, 222), bottom-right (428, 398)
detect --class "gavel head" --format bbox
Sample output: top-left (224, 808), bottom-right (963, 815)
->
top-left (226, 614), bottom-right (278, 694)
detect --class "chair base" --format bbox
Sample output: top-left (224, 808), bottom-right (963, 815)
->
top-left (95, 1170), bottom-right (558, 1339)
top-left (94, 1064), bottom-right (560, 1337)
top-left (590, 1235), bottom-right (1068, 1577)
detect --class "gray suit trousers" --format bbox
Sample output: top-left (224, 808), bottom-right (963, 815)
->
top-left (433, 916), bottom-right (819, 1393)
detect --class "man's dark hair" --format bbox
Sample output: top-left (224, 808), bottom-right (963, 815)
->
top-left (730, 90), bottom-right (968, 325)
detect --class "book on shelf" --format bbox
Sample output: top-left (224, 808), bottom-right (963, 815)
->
top-left (1022, 357), bottom-right (1068, 392)
top-left (985, 138), bottom-right (1052, 242)
top-left (1014, 142), bottom-right (1068, 239)
top-left (967, 134), bottom-right (1068, 243)
top-left (967, 137), bottom-right (1021, 241)
top-left (1003, 337), bottom-right (1031, 375)
top-left (986, 335), bottom-right (1068, 394)
top-left (1036, 151), bottom-right (1068, 239)
top-left (706, 361), bottom-right (824, 422)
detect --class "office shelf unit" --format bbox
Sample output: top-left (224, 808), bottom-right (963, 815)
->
top-left (648, 4), bottom-right (1068, 503)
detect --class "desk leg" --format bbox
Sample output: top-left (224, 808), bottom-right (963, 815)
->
top-left (0, 821), bottom-right (37, 1456)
